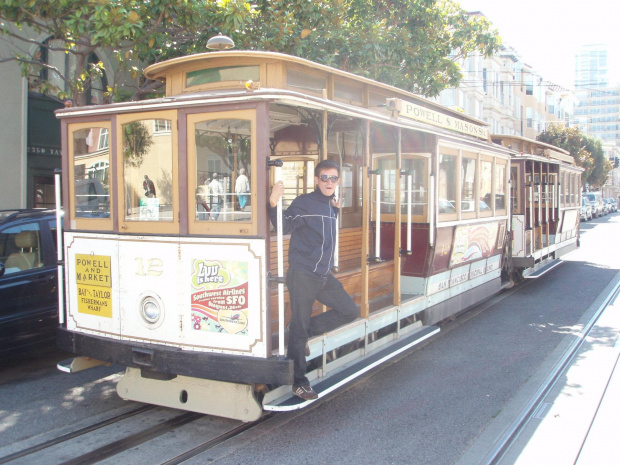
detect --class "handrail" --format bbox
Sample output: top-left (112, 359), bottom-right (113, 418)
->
top-left (333, 185), bottom-right (340, 272)
top-left (275, 166), bottom-right (285, 357)
top-left (54, 169), bottom-right (65, 325)
top-left (407, 174), bottom-right (412, 254)
top-left (429, 175), bottom-right (435, 246)
top-left (375, 174), bottom-right (381, 261)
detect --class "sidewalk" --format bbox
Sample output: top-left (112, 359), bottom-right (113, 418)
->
top-left (506, 286), bottom-right (620, 464)
top-left (455, 275), bottom-right (620, 465)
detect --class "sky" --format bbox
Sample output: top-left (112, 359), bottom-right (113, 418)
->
top-left (456, 0), bottom-right (620, 89)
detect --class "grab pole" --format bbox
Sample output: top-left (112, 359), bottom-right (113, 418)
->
top-left (333, 185), bottom-right (340, 272)
top-left (54, 169), bottom-right (65, 325)
top-left (407, 174), bottom-right (412, 254)
top-left (552, 178), bottom-right (556, 221)
top-left (375, 174), bottom-right (381, 261)
top-left (429, 175), bottom-right (435, 246)
top-left (275, 166), bottom-right (286, 357)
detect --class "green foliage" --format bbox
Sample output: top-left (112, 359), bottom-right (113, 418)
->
top-left (1, 0), bottom-right (221, 104)
top-left (537, 123), bottom-right (612, 189)
top-left (231, 0), bottom-right (501, 96)
top-left (1, 0), bottom-right (500, 104)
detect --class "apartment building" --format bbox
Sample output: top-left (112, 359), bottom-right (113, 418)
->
top-left (437, 41), bottom-right (573, 142)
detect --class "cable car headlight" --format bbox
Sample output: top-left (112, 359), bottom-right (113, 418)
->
top-left (138, 294), bottom-right (165, 329)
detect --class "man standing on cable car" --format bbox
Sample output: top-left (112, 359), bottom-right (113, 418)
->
top-left (269, 160), bottom-right (359, 400)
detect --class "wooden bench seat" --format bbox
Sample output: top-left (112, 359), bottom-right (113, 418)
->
top-left (268, 226), bottom-right (394, 334)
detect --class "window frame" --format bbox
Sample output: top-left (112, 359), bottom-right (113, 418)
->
top-left (437, 145), bottom-right (459, 222)
top-left (510, 164), bottom-right (521, 214)
top-left (116, 110), bottom-right (179, 235)
top-left (371, 152), bottom-right (431, 224)
top-left (187, 109), bottom-right (257, 236)
top-left (285, 65), bottom-right (327, 98)
top-left (460, 150), bottom-right (478, 221)
top-left (478, 154), bottom-right (495, 219)
top-left (68, 120), bottom-right (113, 231)
top-left (494, 158), bottom-right (508, 215)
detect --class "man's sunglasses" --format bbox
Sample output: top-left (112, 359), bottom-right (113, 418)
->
top-left (318, 175), bottom-right (339, 183)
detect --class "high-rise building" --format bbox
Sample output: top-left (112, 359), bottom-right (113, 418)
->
top-left (575, 44), bottom-right (610, 89)
top-left (574, 44), bottom-right (620, 150)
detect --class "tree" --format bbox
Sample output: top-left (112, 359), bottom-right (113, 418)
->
top-left (232, 0), bottom-right (500, 97)
top-left (537, 123), bottom-right (612, 189)
top-left (1, 0), bottom-right (500, 105)
top-left (0, 0), bottom-right (248, 105)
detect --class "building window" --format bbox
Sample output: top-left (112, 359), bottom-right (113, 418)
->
top-left (154, 120), bottom-right (171, 133)
top-left (98, 128), bottom-right (109, 150)
top-left (30, 38), bottom-right (107, 104)
top-left (525, 76), bottom-right (533, 96)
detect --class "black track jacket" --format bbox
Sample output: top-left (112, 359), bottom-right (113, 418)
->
top-left (268, 187), bottom-right (338, 277)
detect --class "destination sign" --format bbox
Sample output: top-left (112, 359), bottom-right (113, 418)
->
top-left (387, 98), bottom-right (489, 139)
top-left (75, 254), bottom-right (112, 318)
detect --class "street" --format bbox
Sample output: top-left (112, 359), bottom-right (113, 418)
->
top-left (1, 213), bottom-right (619, 465)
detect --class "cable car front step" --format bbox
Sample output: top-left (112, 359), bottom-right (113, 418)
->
top-left (263, 324), bottom-right (439, 411)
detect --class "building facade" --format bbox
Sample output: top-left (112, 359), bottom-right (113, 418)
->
top-left (436, 42), bottom-right (573, 142)
top-left (0, 23), bottom-right (117, 210)
top-left (436, 12), bottom-right (574, 144)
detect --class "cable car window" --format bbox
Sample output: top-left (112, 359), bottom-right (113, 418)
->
top-left (369, 92), bottom-right (391, 107)
top-left (510, 166), bottom-right (519, 214)
top-left (479, 160), bottom-right (493, 213)
top-left (286, 69), bottom-right (326, 94)
top-left (401, 157), bottom-right (427, 217)
top-left (186, 66), bottom-right (260, 87)
top-left (438, 153), bottom-right (457, 216)
top-left (547, 173), bottom-right (556, 208)
top-left (326, 126), bottom-right (364, 227)
top-left (72, 127), bottom-right (110, 218)
top-left (194, 119), bottom-right (252, 223)
top-left (461, 156), bottom-right (476, 212)
top-left (495, 162), bottom-right (506, 211)
top-left (334, 80), bottom-right (363, 104)
top-left (534, 173), bottom-right (541, 204)
top-left (277, 160), bottom-right (315, 210)
top-left (376, 157), bottom-right (397, 214)
top-left (122, 119), bottom-right (174, 222)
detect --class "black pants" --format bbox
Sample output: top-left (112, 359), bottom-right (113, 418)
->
top-left (286, 268), bottom-right (359, 386)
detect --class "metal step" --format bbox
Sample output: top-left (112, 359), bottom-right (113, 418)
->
top-left (263, 325), bottom-right (439, 411)
top-left (57, 356), bottom-right (110, 373)
top-left (524, 258), bottom-right (563, 279)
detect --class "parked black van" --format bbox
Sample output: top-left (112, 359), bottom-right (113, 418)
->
top-left (0, 209), bottom-right (61, 356)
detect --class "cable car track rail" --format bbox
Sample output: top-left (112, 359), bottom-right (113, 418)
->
top-left (0, 403), bottom-right (272, 465)
top-left (0, 405), bottom-right (154, 465)
top-left (481, 279), bottom-right (620, 465)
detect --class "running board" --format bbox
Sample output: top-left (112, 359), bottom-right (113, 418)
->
top-left (57, 356), bottom-right (111, 373)
top-left (524, 258), bottom-right (562, 279)
top-left (263, 325), bottom-right (439, 411)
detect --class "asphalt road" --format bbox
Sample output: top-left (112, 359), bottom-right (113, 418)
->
top-left (0, 213), bottom-right (618, 465)
top-left (190, 214), bottom-right (620, 465)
